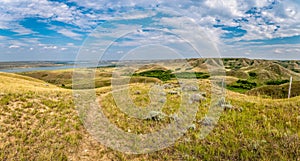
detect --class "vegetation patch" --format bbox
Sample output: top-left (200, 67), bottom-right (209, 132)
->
top-left (175, 72), bottom-right (210, 79)
top-left (227, 79), bottom-right (257, 93)
top-left (133, 70), bottom-right (210, 81)
top-left (133, 70), bottom-right (175, 81)
top-left (265, 79), bottom-right (289, 85)
top-left (249, 72), bottom-right (257, 78)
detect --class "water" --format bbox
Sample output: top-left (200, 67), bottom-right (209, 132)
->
top-left (0, 62), bottom-right (114, 73)
top-left (0, 65), bottom-right (75, 73)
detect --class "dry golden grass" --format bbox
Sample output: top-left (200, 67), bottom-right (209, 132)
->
top-left (0, 71), bottom-right (299, 160)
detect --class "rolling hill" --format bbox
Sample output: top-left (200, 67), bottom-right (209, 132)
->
top-left (0, 64), bottom-right (300, 160)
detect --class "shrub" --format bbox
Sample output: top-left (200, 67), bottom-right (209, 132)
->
top-left (266, 79), bottom-right (289, 85)
top-left (175, 72), bottom-right (210, 79)
top-left (249, 72), bottom-right (257, 78)
top-left (227, 79), bottom-right (257, 92)
top-left (133, 70), bottom-right (175, 81)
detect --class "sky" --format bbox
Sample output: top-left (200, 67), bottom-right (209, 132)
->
top-left (0, 0), bottom-right (300, 61)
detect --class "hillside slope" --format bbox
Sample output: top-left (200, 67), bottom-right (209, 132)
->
top-left (0, 72), bottom-right (299, 160)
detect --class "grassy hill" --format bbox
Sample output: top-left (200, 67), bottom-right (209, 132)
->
top-left (247, 81), bottom-right (300, 99)
top-left (0, 70), bottom-right (299, 160)
top-left (223, 58), bottom-right (300, 82)
top-left (20, 68), bottom-right (162, 89)
top-left (0, 72), bottom-right (83, 160)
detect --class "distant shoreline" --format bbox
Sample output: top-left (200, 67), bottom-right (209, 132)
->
top-left (1, 58), bottom-right (300, 73)
top-left (0, 61), bottom-right (115, 73)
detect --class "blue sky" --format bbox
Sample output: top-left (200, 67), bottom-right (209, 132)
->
top-left (0, 0), bottom-right (300, 61)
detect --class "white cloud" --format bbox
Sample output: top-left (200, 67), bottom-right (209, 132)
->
top-left (274, 48), bottom-right (284, 54)
top-left (0, 0), bottom-right (297, 42)
top-left (44, 45), bottom-right (58, 49)
top-left (57, 29), bottom-right (82, 40)
top-left (69, 0), bottom-right (159, 10)
top-left (9, 45), bottom-right (20, 49)
top-left (0, 0), bottom-right (299, 60)
top-left (0, 0), bottom-right (91, 33)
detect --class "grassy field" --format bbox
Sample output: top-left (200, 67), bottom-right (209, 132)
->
top-left (1, 67), bottom-right (300, 160)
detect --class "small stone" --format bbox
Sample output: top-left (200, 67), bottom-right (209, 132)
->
top-left (159, 92), bottom-right (166, 96)
top-left (190, 94), bottom-right (206, 103)
top-left (222, 104), bottom-right (233, 111)
top-left (199, 92), bottom-right (207, 97)
top-left (163, 84), bottom-right (172, 89)
top-left (159, 98), bottom-right (166, 103)
top-left (147, 111), bottom-right (166, 121)
top-left (238, 107), bottom-right (243, 112)
top-left (199, 117), bottom-right (214, 126)
top-left (182, 86), bottom-right (198, 91)
top-left (297, 116), bottom-right (300, 121)
top-left (134, 90), bottom-right (141, 95)
top-left (74, 94), bottom-right (81, 98)
top-left (188, 124), bottom-right (196, 130)
top-left (217, 97), bottom-right (226, 106)
top-left (168, 91), bottom-right (178, 95)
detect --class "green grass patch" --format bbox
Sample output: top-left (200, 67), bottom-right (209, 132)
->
top-left (133, 70), bottom-right (210, 81)
top-left (265, 79), bottom-right (289, 85)
top-left (227, 79), bottom-right (257, 93)
top-left (133, 70), bottom-right (175, 81)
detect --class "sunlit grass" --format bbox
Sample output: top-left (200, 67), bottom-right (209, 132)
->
top-left (0, 71), bottom-right (299, 160)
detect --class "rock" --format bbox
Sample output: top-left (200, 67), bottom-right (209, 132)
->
top-left (168, 91), bottom-right (179, 95)
top-left (190, 94), bottom-right (206, 103)
top-left (217, 97), bottom-right (226, 106)
top-left (222, 104), bottom-right (233, 111)
top-left (182, 85), bottom-right (198, 91)
top-left (237, 107), bottom-right (243, 112)
top-left (159, 92), bottom-right (166, 96)
top-left (218, 99), bottom-right (242, 112)
top-left (297, 116), bottom-right (300, 121)
top-left (134, 90), bottom-right (141, 95)
top-left (147, 111), bottom-right (166, 121)
top-left (74, 94), bottom-right (81, 98)
top-left (188, 124), bottom-right (196, 130)
top-left (159, 98), bottom-right (166, 103)
top-left (163, 84), bottom-right (172, 89)
top-left (199, 117), bottom-right (214, 126)
top-left (199, 92), bottom-right (207, 97)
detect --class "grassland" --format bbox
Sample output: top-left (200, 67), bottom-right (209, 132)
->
top-left (1, 59), bottom-right (300, 160)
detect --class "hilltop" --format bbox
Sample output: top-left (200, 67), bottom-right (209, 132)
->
top-left (18, 58), bottom-right (300, 98)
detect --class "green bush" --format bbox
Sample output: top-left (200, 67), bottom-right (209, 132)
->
top-left (266, 79), bottom-right (289, 85)
top-left (175, 72), bottom-right (210, 79)
top-left (133, 70), bottom-right (175, 81)
top-left (228, 79), bottom-right (257, 92)
top-left (248, 72), bottom-right (257, 78)
top-left (133, 70), bottom-right (210, 81)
